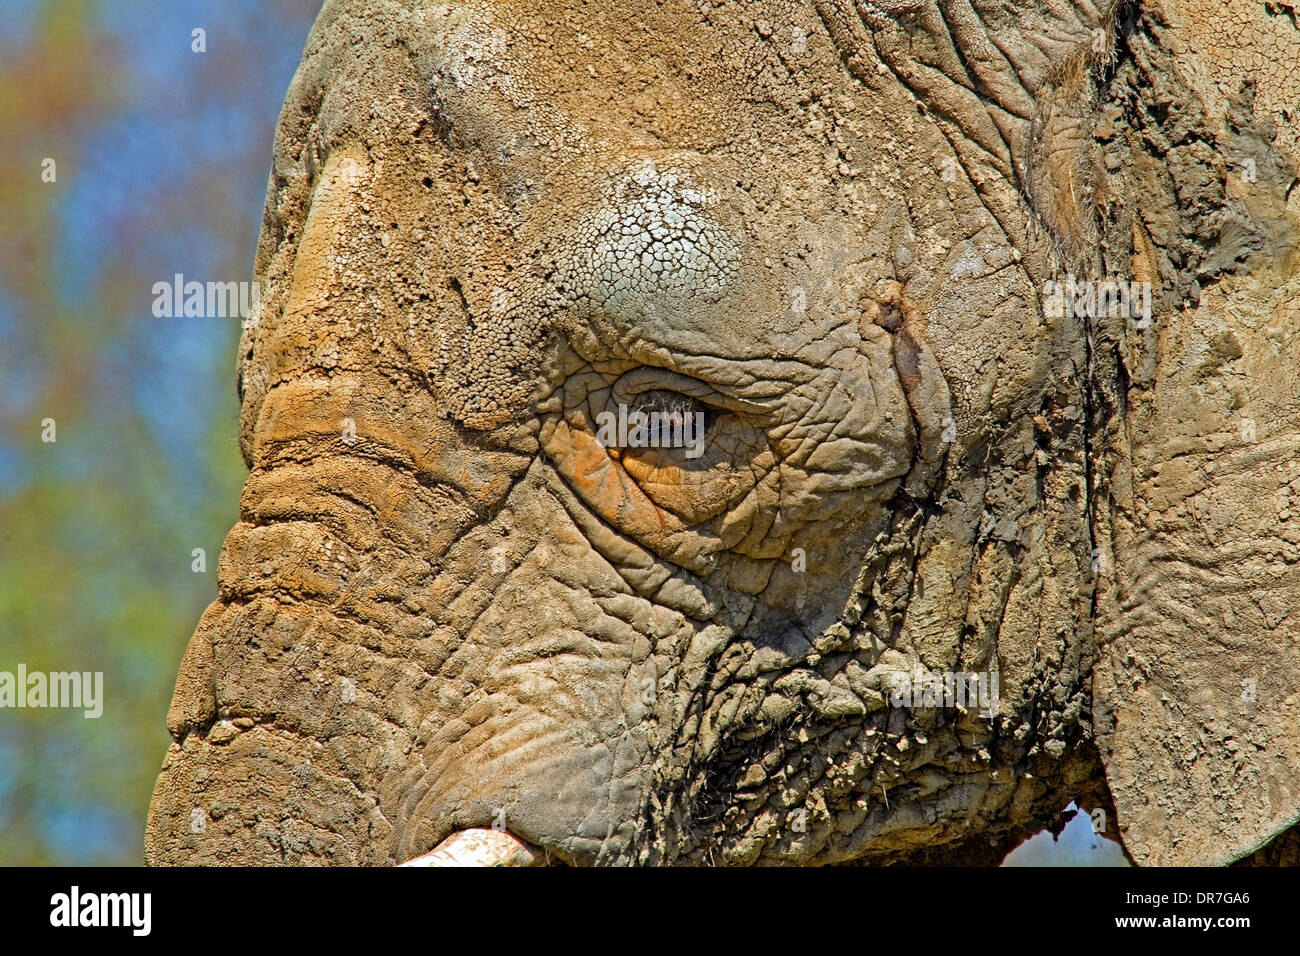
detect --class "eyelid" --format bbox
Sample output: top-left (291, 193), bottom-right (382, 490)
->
top-left (609, 367), bottom-right (771, 418)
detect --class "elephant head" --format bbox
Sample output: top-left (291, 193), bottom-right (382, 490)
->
top-left (146, 0), bottom-right (1300, 866)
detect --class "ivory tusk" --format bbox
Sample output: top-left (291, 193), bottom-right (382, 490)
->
top-left (399, 828), bottom-right (547, 867)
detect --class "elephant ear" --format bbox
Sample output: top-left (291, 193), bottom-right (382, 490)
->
top-left (1084, 1), bottom-right (1300, 864)
top-left (818, 0), bottom-right (1300, 862)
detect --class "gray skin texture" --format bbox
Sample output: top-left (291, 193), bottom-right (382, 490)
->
top-left (145, 0), bottom-right (1300, 866)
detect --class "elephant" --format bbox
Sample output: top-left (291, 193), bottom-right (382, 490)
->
top-left (145, 0), bottom-right (1300, 866)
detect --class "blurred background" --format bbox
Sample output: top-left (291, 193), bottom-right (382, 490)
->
top-left (0, 0), bottom-right (1124, 866)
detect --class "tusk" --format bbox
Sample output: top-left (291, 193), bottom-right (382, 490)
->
top-left (400, 828), bottom-right (547, 867)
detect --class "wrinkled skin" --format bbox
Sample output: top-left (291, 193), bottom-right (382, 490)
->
top-left (146, 0), bottom-right (1300, 866)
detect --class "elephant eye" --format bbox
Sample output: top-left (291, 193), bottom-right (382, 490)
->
top-left (629, 389), bottom-right (721, 440)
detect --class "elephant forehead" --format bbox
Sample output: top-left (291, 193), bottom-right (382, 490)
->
top-left (568, 158), bottom-right (740, 314)
top-left (541, 152), bottom-right (860, 369)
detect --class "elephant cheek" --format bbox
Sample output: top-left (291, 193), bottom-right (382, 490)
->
top-left (403, 714), bottom-right (652, 865)
top-left (539, 415), bottom-right (714, 567)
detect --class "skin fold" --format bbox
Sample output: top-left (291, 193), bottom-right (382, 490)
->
top-left (146, 0), bottom-right (1300, 866)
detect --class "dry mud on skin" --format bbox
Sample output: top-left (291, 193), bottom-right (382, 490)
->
top-left (145, 0), bottom-right (1300, 866)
